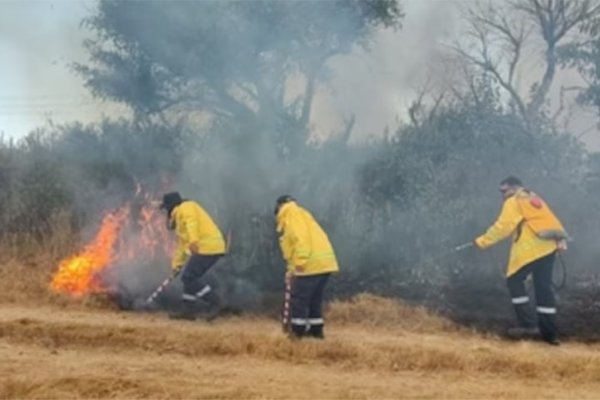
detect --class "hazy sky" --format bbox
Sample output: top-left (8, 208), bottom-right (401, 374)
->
top-left (1, 0), bottom-right (599, 150)
top-left (0, 0), bottom-right (122, 139)
top-left (0, 0), bottom-right (456, 139)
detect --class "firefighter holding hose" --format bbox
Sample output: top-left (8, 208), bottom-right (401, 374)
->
top-left (473, 177), bottom-right (568, 345)
top-left (275, 195), bottom-right (339, 339)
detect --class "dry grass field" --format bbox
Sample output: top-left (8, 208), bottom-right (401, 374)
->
top-left (2, 282), bottom-right (600, 399)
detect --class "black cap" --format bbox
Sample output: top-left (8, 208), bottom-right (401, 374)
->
top-left (274, 194), bottom-right (295, 215)
top-left (160, 192), bottom-right (183, 214)
top-left (500, 176), bottom-right (523, 187)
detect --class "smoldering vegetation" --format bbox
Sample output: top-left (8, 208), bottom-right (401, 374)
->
top-left (1, 0), bottom-right (600, 336)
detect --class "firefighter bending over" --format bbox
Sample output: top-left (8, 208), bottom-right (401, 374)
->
top-left (275, 195), bottom-right (339, 339)
top-left (160, 192), bottom-right (226, 320)
top-left (474, 177), bottom-right (568, 345)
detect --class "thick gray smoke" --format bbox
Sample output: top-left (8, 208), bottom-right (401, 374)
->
top-left (54, 0), bottom-right (404, 312)
top-left (2, 1), bottom-right (600, 335)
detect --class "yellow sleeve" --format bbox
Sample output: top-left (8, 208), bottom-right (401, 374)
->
top-left (280, 215), bottom-right (310, 267)
top-left (171, 245), bottom-right (188, 270)
top-left (476, 198), bottom-right (523, 249)
top-left (279, 233), bottom-right (292, 264)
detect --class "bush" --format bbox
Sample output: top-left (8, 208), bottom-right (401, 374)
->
top-left (1, 93), bottom-right (599, 317)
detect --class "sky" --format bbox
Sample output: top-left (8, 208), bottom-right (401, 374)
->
top-left (0, 0), bottom-right (599, 150)
top-left (0, 0), bottom-right (125, 139)
top-left (0, 0), bottom-right (460, 140)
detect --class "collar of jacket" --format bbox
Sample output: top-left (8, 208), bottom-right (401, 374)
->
top-left (505, 187), bottom-right (529, 201)
top-left (169, 199), bottom-right (190, 221)
top-left (514, 187), bottom-right (536, 199)
top-left (276, 201), bottom-right (297, 233)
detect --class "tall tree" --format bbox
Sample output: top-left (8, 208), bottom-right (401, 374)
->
top-left (75, 0), bottom-right (403, 150)
top-left (560, 13), bottom-right (600, 115)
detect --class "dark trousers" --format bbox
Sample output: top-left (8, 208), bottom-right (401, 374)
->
top-left (289, 273), bottom-right (330, 338)
top-left (180, 254), bottom-right (221, 302)
top-left (507, 252), bottom-right (557, 341)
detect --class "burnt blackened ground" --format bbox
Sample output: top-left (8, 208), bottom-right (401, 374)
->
top-left (440, 279), bottom-right (600, 341)
top-left (103, 257), bottom-right (600, 342)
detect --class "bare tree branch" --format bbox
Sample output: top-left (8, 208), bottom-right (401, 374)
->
top-left (428, 93), bottom-right (446, 121)
top-left (469, 5), bottom-right (529, 86)
top-left (513, 0), bottom-right (600, 114)
top-left (452, 42), bottom-right (529, 120)
top-left (339, 113), bottom-right (355, 145)
top-left (456, 0), bottom-right (600, 125)
top-left (406, 75), bottom-right (447, 127)
top-left (300, 72), bottom-right (317, 127)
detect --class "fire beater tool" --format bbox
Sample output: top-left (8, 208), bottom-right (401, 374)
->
top-left (141, 229), bottom-right (233, 308)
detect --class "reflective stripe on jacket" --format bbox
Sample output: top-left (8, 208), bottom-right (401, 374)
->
top-left (475, 188), bottom-right (566, 277)
top-left (170, 200), bottom-right (225, 269)
top-left (276, 202), bottom-right (339, 276)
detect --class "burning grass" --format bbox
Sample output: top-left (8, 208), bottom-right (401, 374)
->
top-left (50, 208), bottom-right (130, 296)
top-left (0, 257), bottom-right (117, 310)
top-left (50, 196), bottom-right (173, 298)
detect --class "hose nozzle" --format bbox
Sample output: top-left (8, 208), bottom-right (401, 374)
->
top-left (453, 242), bottom-right (474, 252)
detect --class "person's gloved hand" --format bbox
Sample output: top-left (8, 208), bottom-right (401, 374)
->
top-left (285, 269), bottom-right (294, 284)
top-left (188, 242), bottom-right (199, 254)
top-left (173, 264), bottom-right (184, 274)
top-left (557, 239), bottom-right (568, 252)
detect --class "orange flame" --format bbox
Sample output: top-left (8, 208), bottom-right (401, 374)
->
top-left (51, 196), bottom-right (173, 297)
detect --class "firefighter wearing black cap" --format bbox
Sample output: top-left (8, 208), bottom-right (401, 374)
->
top-left (160, 192), bottom-right (226, 320)
top-left (275, 195), bottom-right (339, 339)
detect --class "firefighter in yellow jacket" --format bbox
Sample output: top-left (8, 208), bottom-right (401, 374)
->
top-left (275, 195), bottom-right (339, 339)
top-left (474, 177), bottom-right (568, 345)
top-left (160, 192), bottom-right (226, 320)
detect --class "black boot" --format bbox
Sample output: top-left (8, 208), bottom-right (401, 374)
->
top-left (543, 336), bottom-right (560, 346)
top-left (169, 299), bottom-right (197, 320)
top-left (506, 326), bottom-right (540, 339)
top-left (307, 324), bottom-right (324, 339)
top-left (537, 314), bottom-right (559, 345)
top-left (203, 290), bottom-right (227, 322)
top-left (289, 323), bottom-right (307, 339)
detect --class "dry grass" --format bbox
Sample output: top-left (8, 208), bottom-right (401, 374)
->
top-left (2, 255), bottom-right (600, 398)
top-left (0, 258), bottom-right (55, 304)
top-left (0, 211), bottom-right (77, 262)
top-left (328, 293), bottom-right (458, 333)
top-left (2, 295), bottom-right (600, 399)
top-left (0, 257), bottom-right (109, 309)
top-left (0, 215), bottom-right (78, 305)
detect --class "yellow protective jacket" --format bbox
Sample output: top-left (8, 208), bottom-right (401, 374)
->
top-left (276, 201), bottom-right (339, 277)
top-left (170, 200), bottom-right (225, 269)
top-left (475, 188), bottom-right (567, 277)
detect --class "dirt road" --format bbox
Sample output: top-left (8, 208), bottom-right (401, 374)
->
top-left (2, 297), bottom-right (600, 399)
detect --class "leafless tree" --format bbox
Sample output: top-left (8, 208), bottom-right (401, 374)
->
top-left (453, 0), bottom-right (600, 126)
top-left (407, 76), bottom-right (447, 128)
